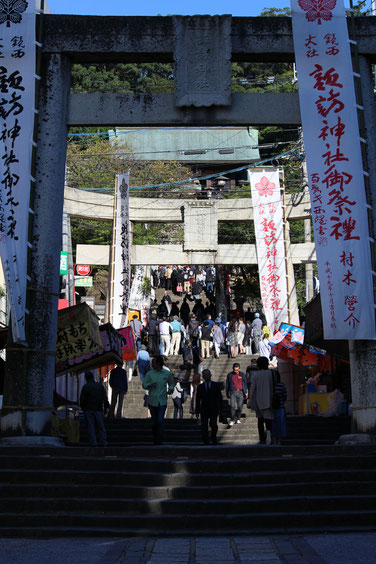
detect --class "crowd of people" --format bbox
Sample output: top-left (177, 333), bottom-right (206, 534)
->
top-left (79, 348), bottom-right (287, 448)
top-left (79, 264), bottom-right (288, 447)
top-left (139, 355), bottom-right (287, 446)
top-left (137, 308), bottom-right (270, 366)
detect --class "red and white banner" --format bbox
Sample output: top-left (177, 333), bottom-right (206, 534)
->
top-left (249, 169), bottom-right (288, 335)
top-left (111, 172), bottom-right (130, 329)
top-left (291, 0), bottom-right (376, 339)
top-left (0, 5), bottom-right (36, 342)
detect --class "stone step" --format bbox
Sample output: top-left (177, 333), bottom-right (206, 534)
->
top-left (0, 440), bottom-right (373, 537)
top-left (3, 480), bottom-right (375, 499)
top-left (2, 466), bottom-right (374, 486)
top-left (0, 509), bottom-right (375, 536)
top-left (2, 493), bottom-right (375, 514)
top-left (0, 453), bottom-right (373, 472)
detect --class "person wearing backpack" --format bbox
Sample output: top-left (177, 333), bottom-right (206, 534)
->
top-left (189, 313), bottom-right (200, 345)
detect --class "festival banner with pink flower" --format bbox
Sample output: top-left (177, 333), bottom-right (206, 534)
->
top-left (291, 0), bottom-right (376, 339)
top-left (249, 168), bottom-right (288, 335)
top-left (0, 4), bottom-right (36, 342)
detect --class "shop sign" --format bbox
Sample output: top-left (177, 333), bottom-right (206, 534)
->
top-left (56, 302), bottom-right (102, 373)
top-left (76, 264), bottom-right (92, 276)
top-left (74, 276), bottom-right (93, 288)
top-left (60, 252), bottom-right (68, 275)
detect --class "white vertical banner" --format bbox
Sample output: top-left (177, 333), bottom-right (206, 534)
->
top-left (129, 266), bottom-right (146, 312)
top-left (0, 4), bottom-right (36, 342)
top-left (249, 168), bottom-right (289, 335)
top-left (291, 0), bottom-right (376, 339)
top-left (112, 173), bottom-right (130, 329)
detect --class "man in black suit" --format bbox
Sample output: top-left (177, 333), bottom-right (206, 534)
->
top-left (196, 369), bottom-right (223, 445)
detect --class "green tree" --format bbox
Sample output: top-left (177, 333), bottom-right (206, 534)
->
top-left (71, 218), bottom-right (112, 259)
top-left (66, 137), bottom-right (194, 196)
top-left (71, 62), bottom-right (174, 94)
top-left (259, 7), bottom-right (291, 16)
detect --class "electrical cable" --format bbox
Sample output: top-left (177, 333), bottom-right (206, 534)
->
top-left (66, 140), bottom-right (296, 159)
top-left (74, 146), bottom-right (301, 192)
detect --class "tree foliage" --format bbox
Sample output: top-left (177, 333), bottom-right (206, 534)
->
top-left (71, 63), bottom-right (174, 94)
top-left (66, 137), bottom-right (194, 196)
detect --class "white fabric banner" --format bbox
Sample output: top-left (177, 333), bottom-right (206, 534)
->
top-left (291, 0), bottom-right (376, 339)
top-left (0, 5), bottom-right (36, 342)
top-left (129, 265), bottom-right (146, 312)
top-left (112, 173), bottom-right (130, 329)
top-left (249, 169), bottom-right (288, 335)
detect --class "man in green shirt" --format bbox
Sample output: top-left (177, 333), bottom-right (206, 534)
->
top-left (142, 355), bottom-right (175, 445)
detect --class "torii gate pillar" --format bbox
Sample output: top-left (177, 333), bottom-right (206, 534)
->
top-left (1, 54), bottom-right (70, 438)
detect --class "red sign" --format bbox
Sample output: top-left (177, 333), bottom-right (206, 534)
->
top-left (76, 264), bottom-right (92, 276)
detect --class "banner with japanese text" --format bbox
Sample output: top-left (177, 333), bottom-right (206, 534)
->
top-left (249, 169), bottom-right (288, 335)
top-left (291, 0), bottom-right (376, 339)
top-left (129, 265), bottom-right (146, 311)
top-left (112, 172), bottom-right (130, 329)
top-left (56, 303), bottom-right (102, 374)
top-left (0, 4), bottom-right (36, 342)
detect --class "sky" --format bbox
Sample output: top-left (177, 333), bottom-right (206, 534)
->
top-left (47, 0), bottom-right (352, 17)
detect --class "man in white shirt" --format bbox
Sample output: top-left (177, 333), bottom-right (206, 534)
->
top-left (158, 317), bottom-right (172, 357)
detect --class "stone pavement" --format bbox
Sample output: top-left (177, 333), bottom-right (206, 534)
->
top-left (0, 534), bottom-right (375, 564)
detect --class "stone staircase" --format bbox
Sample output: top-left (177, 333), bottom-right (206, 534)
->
top-left (120, 353), bottom-right (260, 445)
top-left (0, 443), bottom-right (375, 537)
top-left (118, 354), bottom-right (351, 447)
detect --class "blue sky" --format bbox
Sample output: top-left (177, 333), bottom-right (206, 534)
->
top-left (47, 0), bottom-right (351, 17)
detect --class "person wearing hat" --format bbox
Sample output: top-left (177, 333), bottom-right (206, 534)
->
top-left (196, 369), bottom-right (224, 445)
top-left (171, 373), bottom-right (187, 419)
top-left (251, 312), bottom-right (263, 353)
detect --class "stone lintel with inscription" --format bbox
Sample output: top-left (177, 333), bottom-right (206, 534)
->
top-left (184, 200), bottom-right (218, 252)
top-left (173, 15), bottom-right (232, 107)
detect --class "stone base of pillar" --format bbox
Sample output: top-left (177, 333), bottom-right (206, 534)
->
top-left (0, 436), bottom-right (64, 447)
top-left (0, 408), bottom-right (53, 438)
top-left (336, 433), bottom-right (374, 446)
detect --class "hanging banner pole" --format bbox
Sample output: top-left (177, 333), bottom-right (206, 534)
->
top-left (291, 0), bottom-right (376, 339)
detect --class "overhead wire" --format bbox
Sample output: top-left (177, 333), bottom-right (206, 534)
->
top-left (72, 145), bottom-right (302, 193)
top-left (66, 140), bottom-right (297, 159)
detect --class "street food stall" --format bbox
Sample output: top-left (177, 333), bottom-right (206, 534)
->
top-left (270, 323), bottom-right (331, 415)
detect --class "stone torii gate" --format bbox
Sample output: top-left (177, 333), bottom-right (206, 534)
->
top-left (3, 14), bottom-right (376, 439)
top-left (67, 183), bottom-right (314, 326)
